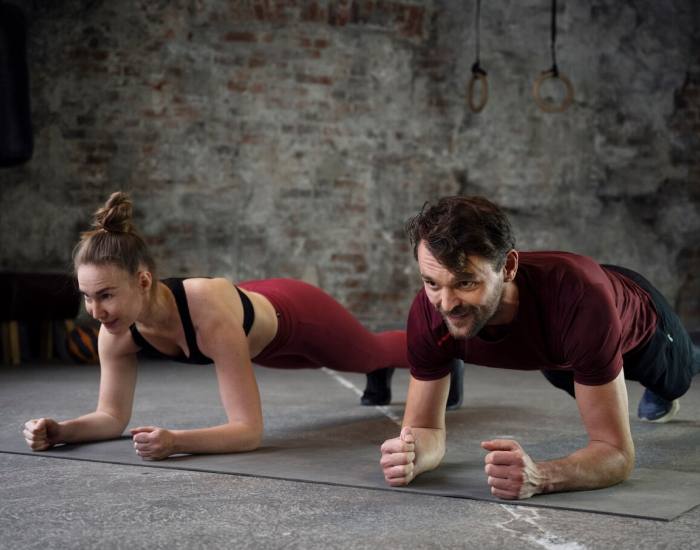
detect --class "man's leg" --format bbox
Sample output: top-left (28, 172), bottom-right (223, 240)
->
top-left (603, 265), bottom-right (700, 422)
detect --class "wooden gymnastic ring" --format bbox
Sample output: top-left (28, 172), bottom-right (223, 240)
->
top-left (467, 72), bottom-right (488, 113)
top-left (533, 70), bottom-right (574, 113)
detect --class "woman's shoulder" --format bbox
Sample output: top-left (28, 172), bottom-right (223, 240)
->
top-left (182, 278), bottom-right (241, 322)
top-left (181, 277), bottom-right (235, 302)
top-left (98, 324), bottom-right (141, 360)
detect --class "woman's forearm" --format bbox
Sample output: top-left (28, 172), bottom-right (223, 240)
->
top-left (58, 411), bottom-right (130, 444)
top-left (171, 422), bottom-right (263, 455)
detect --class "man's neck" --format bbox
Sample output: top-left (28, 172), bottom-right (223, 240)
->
top-left (479, 280), bottom-right (520, 341)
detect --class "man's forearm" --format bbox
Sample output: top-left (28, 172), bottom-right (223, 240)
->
top-left (411, 426), bottom-right (446, 477)
top-left (537, 440), bottom-right (635, 495)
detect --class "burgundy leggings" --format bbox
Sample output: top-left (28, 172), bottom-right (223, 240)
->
top-left (237, 279), bottom-right (409, 373)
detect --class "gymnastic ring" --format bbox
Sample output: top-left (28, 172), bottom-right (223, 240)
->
top-left (533, 70), bottom-right (574, 113)
top-left (467, 72), bottom-right (488, 113)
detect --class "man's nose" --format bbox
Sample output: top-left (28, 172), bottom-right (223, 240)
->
top-left (440, 288), bottom-right (460, 313)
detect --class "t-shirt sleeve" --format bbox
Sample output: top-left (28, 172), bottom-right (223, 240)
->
top-left (406, 290), bottom-right (453, 381)
top-left (561, 282), bottom-right (624, 386)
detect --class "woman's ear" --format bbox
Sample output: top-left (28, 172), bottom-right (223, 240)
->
top-left (137, 270), bottom-right (153, 294)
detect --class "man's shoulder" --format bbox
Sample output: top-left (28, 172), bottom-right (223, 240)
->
top-left (519, 251), bottom-right (606, 290)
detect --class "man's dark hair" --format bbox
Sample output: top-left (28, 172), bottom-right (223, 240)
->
top-left (405, 195), bottom-right (516, 272)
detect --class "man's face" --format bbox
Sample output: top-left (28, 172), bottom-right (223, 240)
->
top-left (417, 242), bottom-right (507, 340)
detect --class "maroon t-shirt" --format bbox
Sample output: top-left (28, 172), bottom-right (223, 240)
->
top-left (407, 251), bottom-right (658, 386)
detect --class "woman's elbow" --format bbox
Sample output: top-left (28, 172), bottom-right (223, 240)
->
top-left (239, 424), bottom-right (263, 452)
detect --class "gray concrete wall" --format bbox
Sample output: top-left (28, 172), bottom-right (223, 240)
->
top-left (0, 0), bottom-right (698, 327)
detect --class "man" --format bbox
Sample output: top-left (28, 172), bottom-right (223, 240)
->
top-left (380, 195), bottom-right (699, 500)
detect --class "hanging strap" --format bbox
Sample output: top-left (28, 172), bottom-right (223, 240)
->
top-left (467, 0), bottom-right (488, 113)
top-left (472, 0), bottom-right (486, 77)
top-left (549, 0), bottom-right (558, 76)
top-left (533, 0), bottom-right (574, 113)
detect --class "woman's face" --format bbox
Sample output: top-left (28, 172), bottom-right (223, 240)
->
top-left (77, 263), bottom-right (150, 335)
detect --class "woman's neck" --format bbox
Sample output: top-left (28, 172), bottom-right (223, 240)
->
top-left (136, 282), bottom-right (177, 331)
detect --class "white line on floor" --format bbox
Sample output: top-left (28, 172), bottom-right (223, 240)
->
top-left (321, 367), bottom-right (402, 426)
top-left (497, 505), bottom-right (586, 550)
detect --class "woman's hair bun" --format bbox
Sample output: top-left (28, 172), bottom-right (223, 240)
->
top-left (92, 191), bottom-right (133, 233)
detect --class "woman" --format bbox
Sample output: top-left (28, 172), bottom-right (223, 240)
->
top-left (23, 192), bottom-right (408, 460)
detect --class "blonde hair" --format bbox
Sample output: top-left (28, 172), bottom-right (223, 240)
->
top-left (73, 192), bottom-right (158, 294)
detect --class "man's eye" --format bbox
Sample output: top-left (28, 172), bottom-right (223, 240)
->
top-left (458, 281), bottom-right (474, 288)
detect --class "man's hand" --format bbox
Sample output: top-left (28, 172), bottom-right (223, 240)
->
top-left (23, 418), bottom-right (61, 451)
top-left (131, 426), bottom-right (177, 461)
top-left (380, 426), bottom-right (417, 486)
top-left (482, 439), bottom-right (544, 500)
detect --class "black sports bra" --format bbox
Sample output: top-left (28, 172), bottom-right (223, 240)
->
top-left (129, 278), bottom-right (255, 365)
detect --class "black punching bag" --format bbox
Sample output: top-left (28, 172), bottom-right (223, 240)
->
top-left (0, 3), bottom-right (32, 167)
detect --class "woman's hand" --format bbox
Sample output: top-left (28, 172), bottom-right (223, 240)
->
top-left (24, 418), bottom-right (61, 451)
top-left (130, 426), bottom-right (177, 461)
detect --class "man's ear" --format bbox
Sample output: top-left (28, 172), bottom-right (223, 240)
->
top-left (503, 249), bottom-right (518, 282)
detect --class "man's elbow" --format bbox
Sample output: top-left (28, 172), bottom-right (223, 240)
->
top-left (620, 446), bottom-right (636, 480)
top-left (611, 443), bottom-right (635, 485)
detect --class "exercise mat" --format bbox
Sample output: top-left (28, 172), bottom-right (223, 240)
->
top-left (2, 362), bottom-right (699, 521)
top-left (1, 431), bottom-right (699, 521)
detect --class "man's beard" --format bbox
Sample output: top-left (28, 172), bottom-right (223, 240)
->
top-left (437, 284), bottom-right (506, 340)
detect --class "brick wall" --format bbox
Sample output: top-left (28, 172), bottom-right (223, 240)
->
top-left (0, 0), bottom-right (698, 328)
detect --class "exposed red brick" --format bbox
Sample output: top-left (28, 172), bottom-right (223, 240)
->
top-left (141, 108), bottom-right (168, 118)
top-left (403, 5), bottom-right (424, 37)
top-left (222, 31), bottom-right (257, 42)
top-left (174, 106), bottom-right (200, 119)
top-left (227, 80), bottom-right (247, 92)
top-left (296, 74), bottom-right (333, 85)
top-left (79, 63), bottom-right (109, 75)
top-left (98, 143), bottom-right (118, 153)
top-left (249, 83), bottom-right (268, 93)
top-left (68, 47), bottom-right (90, 60)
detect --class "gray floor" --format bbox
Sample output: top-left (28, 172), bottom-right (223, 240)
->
top-left (1, 359), bottom-right (699, 550)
